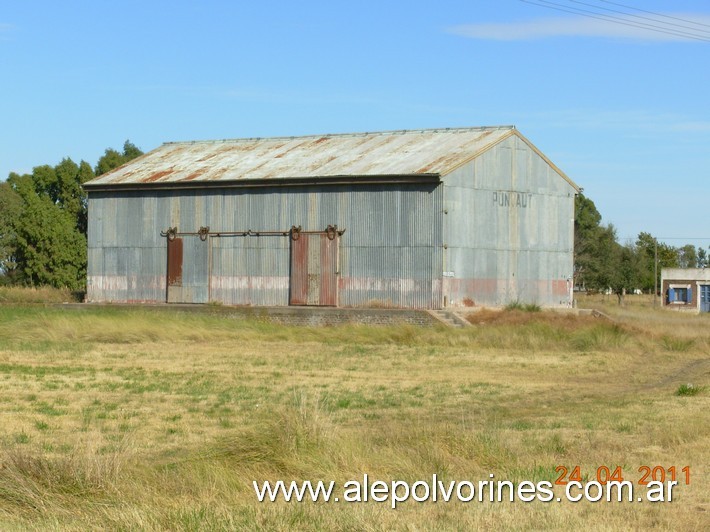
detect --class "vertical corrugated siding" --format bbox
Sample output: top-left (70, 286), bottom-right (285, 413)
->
top-left (442, 135), bottom-right (575, 308)
top-left (335, 186), bottom-right (442, 309)
top-left (289, 234), bottom-right (309, 305)
top-left (181, 236), bottom-right (209, 303)
top-left (306, 235), bottom-right (321, 304)
top-left (87, 183), bottom-right (442, 308)
top-left (167, 238), bottom-right (183, 286)
top-left (319, 233), bottom-right (338, 306)
top-left (290, 232), bottom-right (339, 306)
top-left (336, 185), bottom-right (442, 309)
top-left (210, 234), bottom-right (290, 306)
top-left (166, 236), bottom-right (209, 303)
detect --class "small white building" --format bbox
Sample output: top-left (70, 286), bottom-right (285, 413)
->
top-left (661, 268), bottom-right (710, 313)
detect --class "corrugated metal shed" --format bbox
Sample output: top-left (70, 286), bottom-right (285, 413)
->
top-left (84, 126), bottom-right (575, 190)
top-left (85, 126), bottom-right (579, 309)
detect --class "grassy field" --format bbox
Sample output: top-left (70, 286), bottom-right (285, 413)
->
top-left (0, 296), bottom-right (707, 530)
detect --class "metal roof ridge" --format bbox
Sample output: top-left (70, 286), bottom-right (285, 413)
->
top-left (161, 126), bottom-right (517, 146)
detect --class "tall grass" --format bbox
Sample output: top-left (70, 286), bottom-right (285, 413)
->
top-left (661, 335), bottom-right (695, 352)
top-left (207, 392), bottom-right (338, 476)
top-left (0, 286), bottom-right (78, 304)
top-left (504, 301), bottom-right (541, 312)
top-left (570, 323), bottom-right (628, 352)
top-left (0, 439), bottom-right (130, 515)
top-left (0, 306), bottom-right (641, 354)
top-left (0, 304), bottom-right (707, 529)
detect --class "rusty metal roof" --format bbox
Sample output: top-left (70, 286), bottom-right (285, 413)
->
top-left (84, 126), bottom-right (575, 189)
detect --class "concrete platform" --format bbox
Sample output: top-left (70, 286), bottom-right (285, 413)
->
top-left (58, 302), bottom-right (441, 327)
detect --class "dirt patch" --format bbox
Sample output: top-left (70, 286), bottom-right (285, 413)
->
top-left (649, 358), bottom-right (710, 390)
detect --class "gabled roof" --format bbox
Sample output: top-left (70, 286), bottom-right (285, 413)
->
top-left (84, 126), bottom-right (578, 191)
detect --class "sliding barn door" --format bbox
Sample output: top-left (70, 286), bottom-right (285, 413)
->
top-left (166, 236), bottom-right (209, 303)
top-left (289, 231), bottom-right (339, 306)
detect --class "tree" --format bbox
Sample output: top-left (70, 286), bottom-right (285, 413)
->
top-left (573, 193), bottom-right (603, 290)
top-left (635, 232), bottom-right (655, 291)
top-left (95, 140), bottom-right (143, 176)
top-left (574, 195), bottom-right (628, 293)
top-left (698, 247), bottom-right (708, 269)
top-left (589, 223), bottom-right (621, 291)
top-left (55, 158), bottom-right (95, 234)
top-left (1, 140), bottom-right (143, 289)
top-left (677, 244), bottom-right (697, 269)
top-left (0, 182), bottom-right (22, 282)
top-left (613, 242), bottom-right (644, 304)
top-left (28, 158), bottom-right (96, 235)
top-left (658, 243), bottom-right (679, 270)
top-left (573, 194), bottom-right (654, 304)
top-left (635, 232), bottom-right (682, 293)
top-left (8, 173), bottom-right (86, 289)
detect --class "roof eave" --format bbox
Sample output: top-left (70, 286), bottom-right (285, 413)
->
top-left (83, 173), bottom-right (442, 193)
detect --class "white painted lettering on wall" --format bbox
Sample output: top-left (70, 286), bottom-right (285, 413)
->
top-left (493, 191), bottom-right (533, 208)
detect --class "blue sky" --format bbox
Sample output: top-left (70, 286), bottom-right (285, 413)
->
top-left (2, 0), bottom-right (709, 249)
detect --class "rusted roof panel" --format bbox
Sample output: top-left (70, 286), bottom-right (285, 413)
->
top-left (85, 126), bottom-right (535, 187)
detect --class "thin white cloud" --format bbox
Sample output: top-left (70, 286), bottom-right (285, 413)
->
top-left (0, 23), bottom-right (12, 40)
top-left (448, 14), bottom-right (710, 42)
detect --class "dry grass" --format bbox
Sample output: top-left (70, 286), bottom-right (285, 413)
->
top-left (0, 286), bottom-right (78, 305)
top-left (0, 303), bottom-right (708, 530)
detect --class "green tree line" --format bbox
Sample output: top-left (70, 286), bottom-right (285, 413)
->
top-left (0, 141), bottom-right (143, 290)
top-left (574, 193), bottom-right (708, 297)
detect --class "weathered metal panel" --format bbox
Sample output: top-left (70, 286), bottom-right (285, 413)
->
top-left (183, 236), bottom-right (209, 303)
top-left (289, 232), bottom-right (338, 306)
top-left (87, 182), bottom-right (443, 307)
top-left (166, 238), bottom-right (183, 286)
top-left (442, 134), bottom-right (576, 308)
top-left (305, 235), bottom-right (321, 305)
top-left (85, 128), bottom-right (526, 187)
top-left (208, 231), bottom-right (291, 306)
top-left (289, 234), bottom-right (309, 305)
top-left (319, 234), bottom-right (338, 306)
top-left (165, 236), bottom-right (208, 303)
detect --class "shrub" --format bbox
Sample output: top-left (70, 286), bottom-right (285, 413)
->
top-left (661, 336), bottom-right (694, 352)
top-left (504, 301), bottom-right (540, 312)
top-left (675, 383), bottom-right (705, 397)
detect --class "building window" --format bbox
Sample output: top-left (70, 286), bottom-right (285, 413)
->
top-left (668, 286), bottom-right (692, 304)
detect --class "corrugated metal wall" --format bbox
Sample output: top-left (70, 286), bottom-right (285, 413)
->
top-left (289, 232), bottom-right (339, 306)
top-left (442, 134), bottom-right (575, 308)
top-left (166, 236), bottom-right (209, 303)
top-left (87, 183), bottom-right (443, 308)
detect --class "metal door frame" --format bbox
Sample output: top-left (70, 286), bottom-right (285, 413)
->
top-left (289, 225), bottom-right (341, 307)
top-left (164, 227), bottom-right (211, 304)
top-left (162, 225), bottom-right (344, 306)
top-left (700, 284), bottom-right (710, 313)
